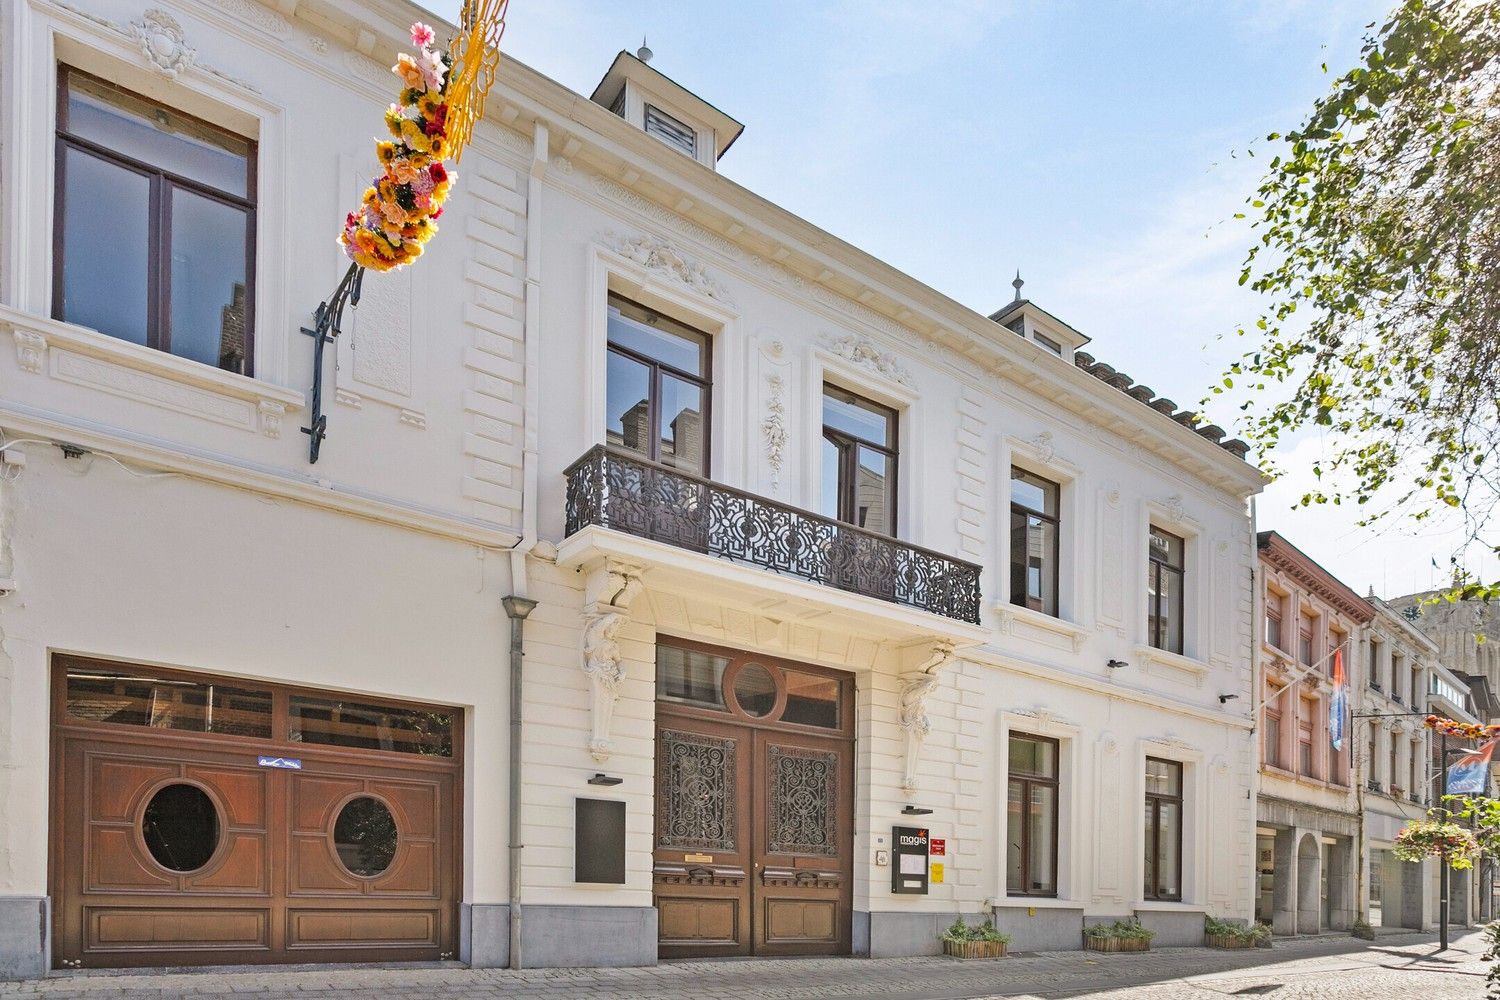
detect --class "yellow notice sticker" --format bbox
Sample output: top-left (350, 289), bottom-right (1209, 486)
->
top-left (930, 862), bottom-right (944, 884)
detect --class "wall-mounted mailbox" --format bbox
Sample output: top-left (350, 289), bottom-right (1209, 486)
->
top-left (575, 797), bottom-right (626, 884)
top-left (891, 825), bottom-right (929, 895)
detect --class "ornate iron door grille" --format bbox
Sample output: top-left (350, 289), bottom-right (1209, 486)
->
top-left (564, 446), bottom-right (982, 623)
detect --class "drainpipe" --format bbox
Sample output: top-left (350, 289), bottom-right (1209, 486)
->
top-left (502, 595), bottom-right (537, 968)
top-left (499, 120), bottom-right (547, 972)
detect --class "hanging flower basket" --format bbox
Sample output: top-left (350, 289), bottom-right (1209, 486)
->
top-left (1394, 820), bottom-right (1479, 869)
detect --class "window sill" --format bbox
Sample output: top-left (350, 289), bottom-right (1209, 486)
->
top-left (4, 306), bottom-right (302, 438)
top-left (1133, 900), bottom-right (1203, 913)
top-left (993, 896), bottom-right (1082, 910)
top-left (1133, 644), bottom-right (1211, 684)
top-left (996, 604), bottom-right (1090, 652)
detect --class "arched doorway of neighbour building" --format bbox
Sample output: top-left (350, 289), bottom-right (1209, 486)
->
top-left (1296, 833), bottom-right (1322, 934)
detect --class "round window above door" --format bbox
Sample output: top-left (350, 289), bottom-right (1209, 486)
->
top-left (729, 661), bottom-right (780, 718)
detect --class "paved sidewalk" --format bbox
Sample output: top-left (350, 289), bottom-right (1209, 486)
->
top-left (1, 929), bottom-right (1488, 999)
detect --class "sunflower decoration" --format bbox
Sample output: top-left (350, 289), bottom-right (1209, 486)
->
top-left (339, 22), bottom-right (457, 272)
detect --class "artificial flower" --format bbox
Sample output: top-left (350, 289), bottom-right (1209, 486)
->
top-left (410, 22), bottom-right (435, 48)
top-left (393, 53), bottom-right (426, 92)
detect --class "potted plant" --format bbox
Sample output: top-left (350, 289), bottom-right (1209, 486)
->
top-left (940, 917), bottom-right (1011, 958)
top-left (1204, 915), bottom-right (1272, 949)
top-left (1083, 918), bottom-right (1155, 953)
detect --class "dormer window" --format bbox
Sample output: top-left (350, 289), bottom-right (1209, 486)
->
top-left (644, 104), bottom-right (696, 158)
top-left (1005, 317), bottom-right (1025, 336)
top-left (1033, 332), bottom-right (1063, 356)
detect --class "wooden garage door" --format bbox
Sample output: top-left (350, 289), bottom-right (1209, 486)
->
top-left (50, 657), bottom-right (461, 968)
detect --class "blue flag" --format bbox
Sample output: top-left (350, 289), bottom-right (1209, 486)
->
top-left (1329, 648), bottom-right (1346, 751)
top-left (1446, 738), bottom-right (1497, 796)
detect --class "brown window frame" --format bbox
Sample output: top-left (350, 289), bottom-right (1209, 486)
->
top-left (1264, 709), bottom-right (1282, 769)
top-left (53, 66), bottom-right (258, 375)
top-left (1009, 467), bottom-right (1061, 617)
top-left (54, 654), bottom-right (460, 761)
top-left (1006, 732), bottom-right (1060, 897)
top-left (605, 293), bottom-right (713, 474)
top-left (1147, 527), bottom-right (1185, 654)
top-left (1143, 756), bottom-right (1183, 902)
top-left (821, 383), bottom-right (899, 537)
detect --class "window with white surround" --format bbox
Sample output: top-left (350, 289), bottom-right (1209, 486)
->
top-left (1143, 757), bottom-right (1183, 901)
top-left (604, 293), bottom-right (712, 476)
top-left (1009, 468), bottom-right (1060, 617)
top-left (1006, 733), bottom-right (1058, 897)
top-left (54, 67), bottom-right (256, 376)
top-left (820, 385), bottom-right (898, 536)
top-left (1147, 527), bottom-right (1185, 654)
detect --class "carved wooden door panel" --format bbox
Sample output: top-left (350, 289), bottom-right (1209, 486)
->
top-left (652, 714), bottom-right (753, 958)
top-left (751, 729), bottom-right (852, 957)
top-left (56, 734), bottom-right (278, 964)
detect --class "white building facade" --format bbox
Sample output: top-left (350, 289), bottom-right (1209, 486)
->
top-left (0, 0), bottom-right (1265, 977)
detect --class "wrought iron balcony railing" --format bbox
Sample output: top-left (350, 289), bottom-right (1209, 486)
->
top-left (563, 446), bottom-right (983, 624)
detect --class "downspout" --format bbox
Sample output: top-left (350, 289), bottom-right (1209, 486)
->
top-left (501, 120), bottom-right (547, 972)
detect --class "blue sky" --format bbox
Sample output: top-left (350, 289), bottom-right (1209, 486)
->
top-left (417, 0), bottom-right (1494, 596)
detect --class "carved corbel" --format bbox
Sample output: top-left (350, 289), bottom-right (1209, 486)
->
top-left (580, 559), bottom-right (646, 761)
top-left (896, 639), bottom-right (956, 791)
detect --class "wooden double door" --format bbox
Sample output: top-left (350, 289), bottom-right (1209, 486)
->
top-left (51, 658), bottom-right (460, 968)
top-left (653, 642), bottom-right (853, 958)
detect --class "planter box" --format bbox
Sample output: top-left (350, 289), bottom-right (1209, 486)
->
top-left (942, 939), bottom-right (1009, 959)
top-left (1084, 936), bottom-right (1150, 953)
top-left (1205, 933), bottom-right (1256, 949)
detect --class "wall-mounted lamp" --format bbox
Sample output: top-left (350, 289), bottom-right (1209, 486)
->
top-left (1218, 693), bottom-right (1240, 705)
top-left (587, 773), bottom-right (623, 786)
top-left (1106, 659), bottom-right (1129, 670)
top-left (901, 805), bottom-right (933, 816)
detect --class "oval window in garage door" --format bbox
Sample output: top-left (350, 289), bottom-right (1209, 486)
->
top-left (334, 796), bottom-right (398, 877)
top-left (142, 783), bottom-right (220, 873)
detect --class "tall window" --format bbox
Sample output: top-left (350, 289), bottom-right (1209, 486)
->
top-left (1389, 742), bottom-right (1398, 792)
top-left (1265, 592), bottom-right (1283, 649)
top-left (1298, 715), bottom-right (1314, 777)
top-left (1143, 757), bottom-right (1183, 901)
top-left (1147, 527), bottom-right (1185, 653)
top-left (54, 68), bottom-right (256, 375)
top-left (1409, 740), bottom-right (1421, 799)
top-left (1264, 709), bottom-right (1282, 769)
top-left (1298, 613), bottom-right (1316, 666)
top-left (1410, 665), bottom-right (1420, 709)
top-left (1369, 638), bottom-right (1383, 689)
top-left (1010, 469), bottom-right (1060, 617)
top-left (1367, 725), bottom-right (1380, 789)
top-left (605, 294), bottom-right (711, 475)
top-left (821, 385), bottom-right (897, 536)
top-left (1006, 734), bottom-right (1058, 896)
top-left (1391, 653), bottom-right (1405, 703)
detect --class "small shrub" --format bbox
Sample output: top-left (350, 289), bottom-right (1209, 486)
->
top-left (940, 917), bottom-right (1012, 945)
top-left (1204, 915), bottom-right (1271, 944)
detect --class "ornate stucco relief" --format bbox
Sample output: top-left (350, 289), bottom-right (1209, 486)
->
top-left (820, 333), bottom-right (912, 385)
top-left (897, 641), bottom-right (956, 790)
top-left (762, 373), bottom-right (788, 490)
top-left (602, 231), bottom-right (734, 303)
top-left (581, 561), bottom-right (646, 762)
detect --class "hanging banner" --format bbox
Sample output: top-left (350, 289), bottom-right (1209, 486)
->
top-left (1328, 647), bottom-right (1347, 751)
top-left (1446, 737), bottom-right (1498, 795)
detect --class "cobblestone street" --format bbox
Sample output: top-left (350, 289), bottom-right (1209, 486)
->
top-left (0, 929), bottom-right (1487, 999)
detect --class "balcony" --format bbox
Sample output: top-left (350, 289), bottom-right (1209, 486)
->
top-left (563, 446), bottom-right (983, 624)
